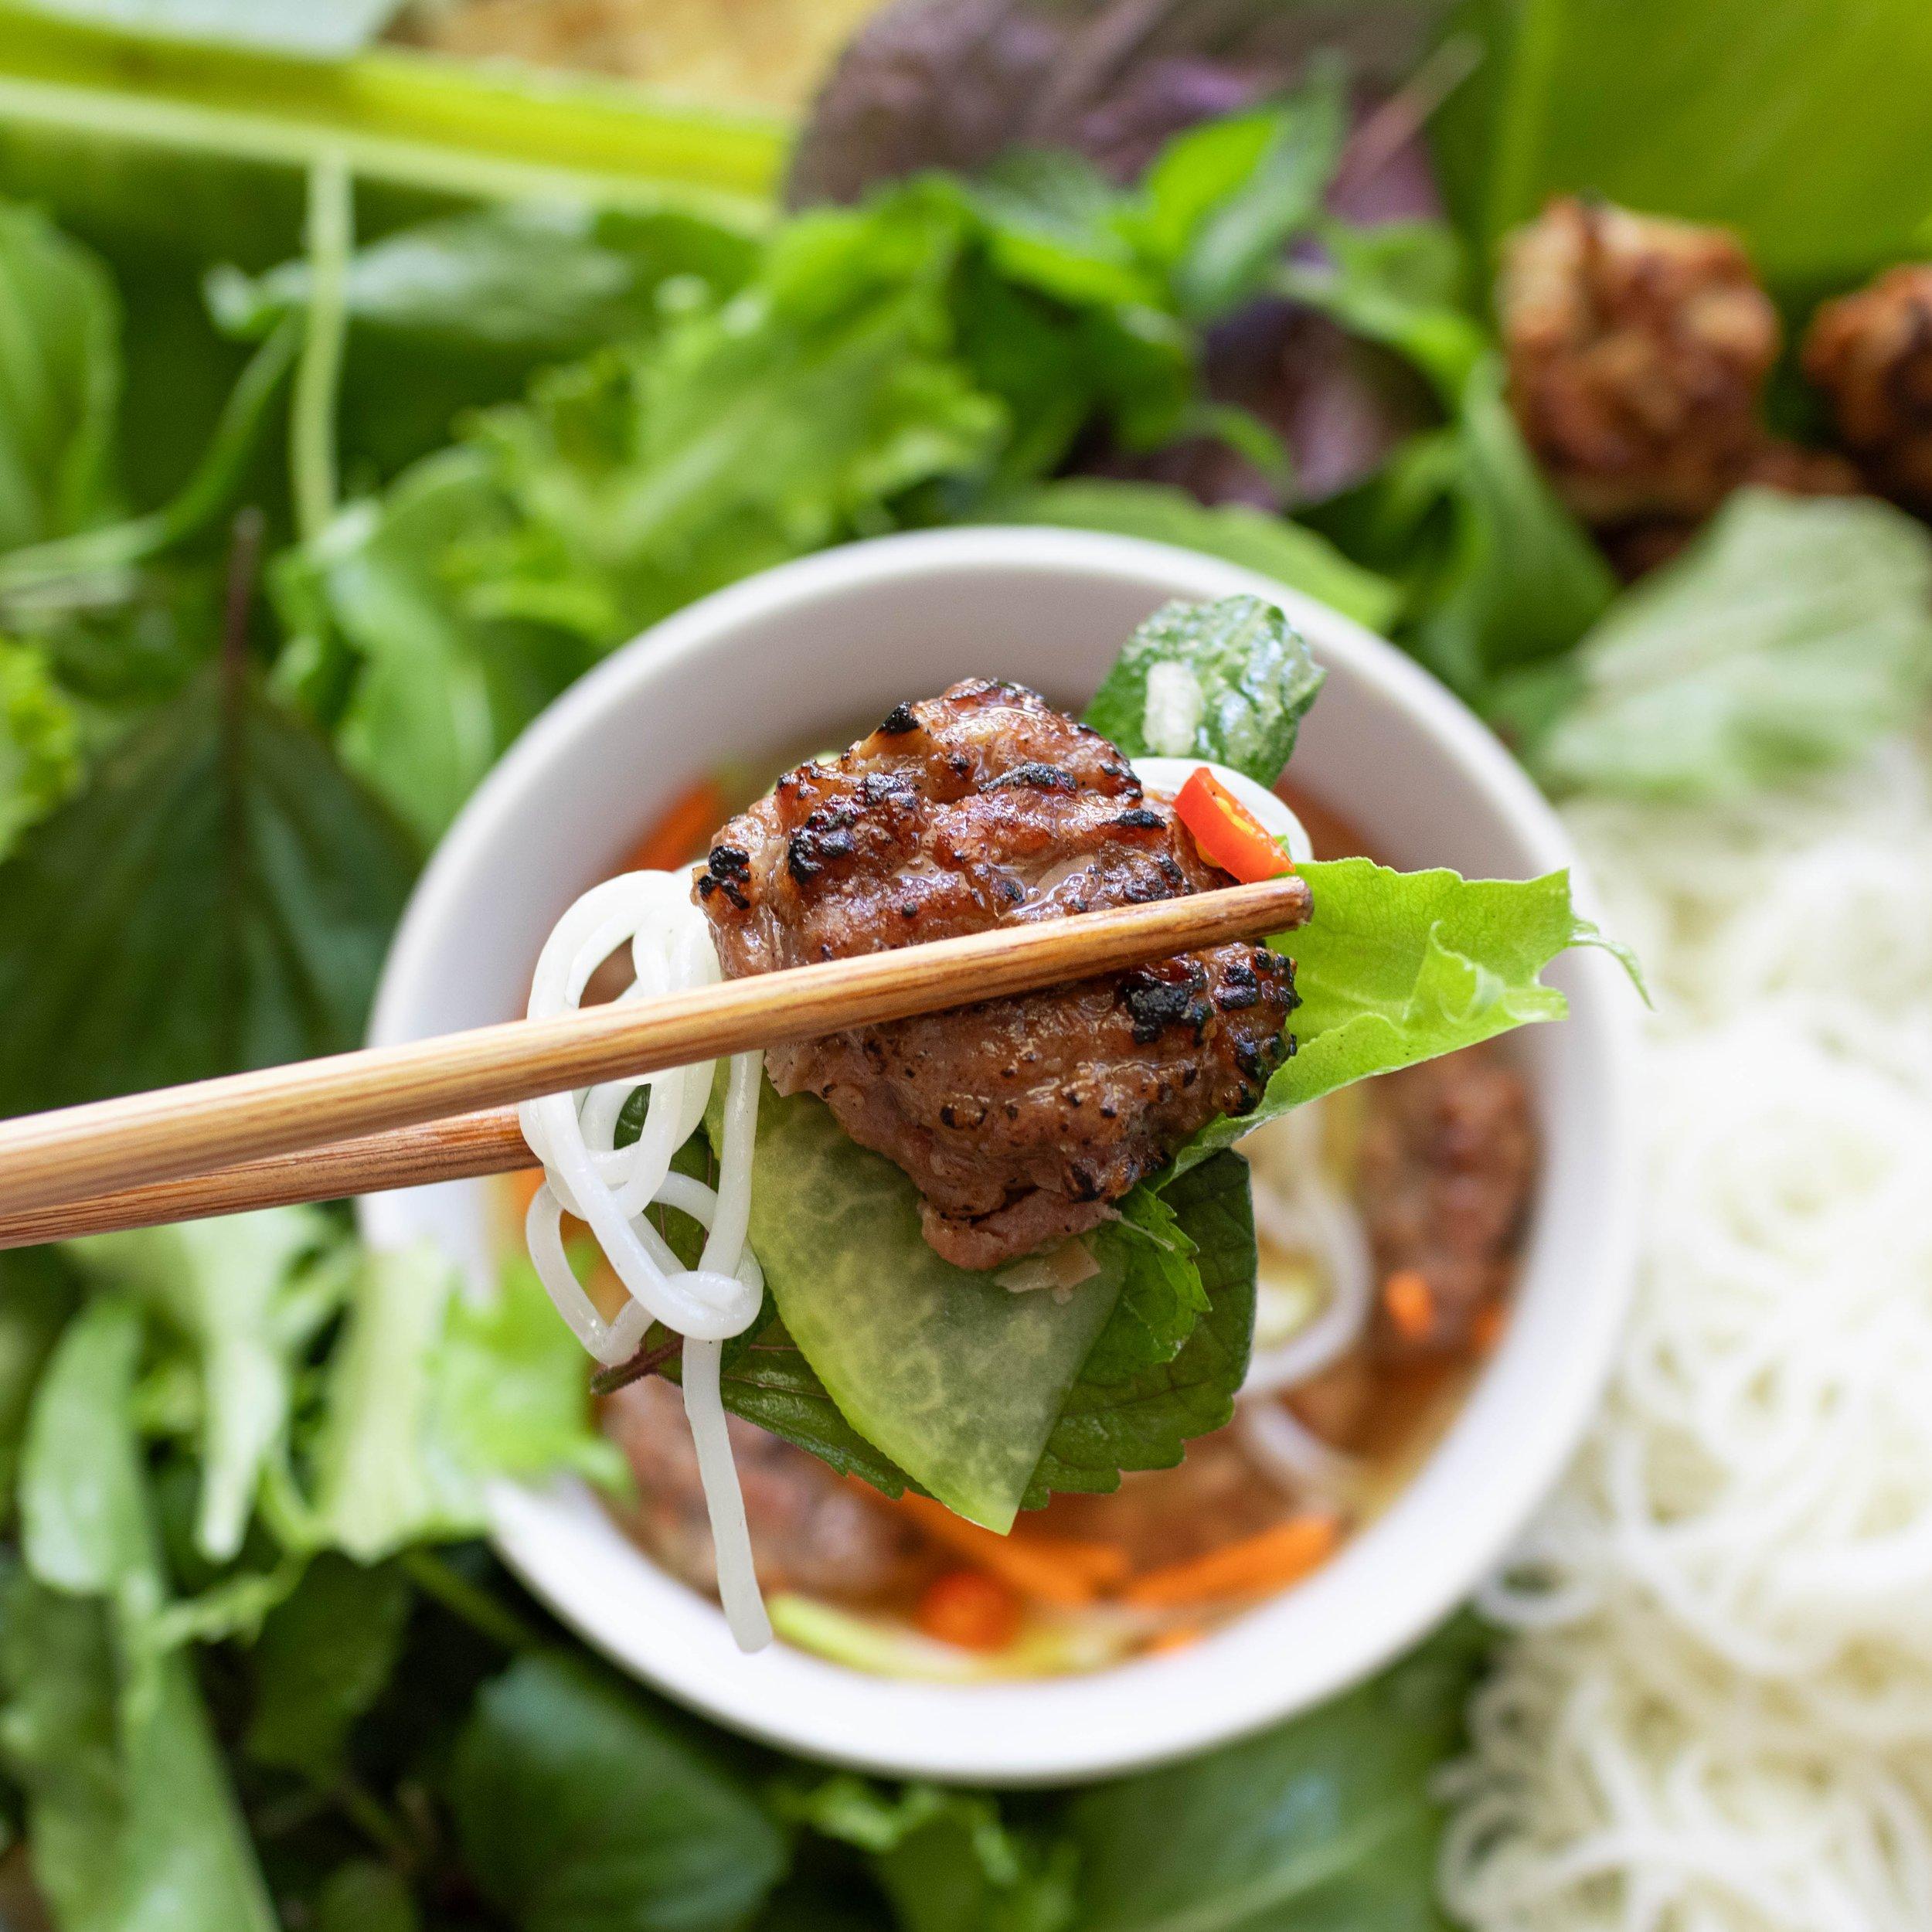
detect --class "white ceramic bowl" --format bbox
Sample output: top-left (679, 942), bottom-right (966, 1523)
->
top-left (362, 527), bottom-right (1639, 1783)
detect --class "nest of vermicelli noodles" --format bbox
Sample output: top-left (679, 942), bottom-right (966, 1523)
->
top-left (1439, 736), bottom-right (1932, 1932)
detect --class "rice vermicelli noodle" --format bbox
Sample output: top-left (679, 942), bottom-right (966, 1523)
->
top-left (519, 869), bottom-right (772, 1650)
top-left (1441, 736), bottom-right (1932, 1932)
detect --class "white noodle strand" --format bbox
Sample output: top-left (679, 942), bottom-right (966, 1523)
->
top-left (1440, 735), bottom-right (1932, 1932)
top-left (519, 869), bottom-right (771, 1651)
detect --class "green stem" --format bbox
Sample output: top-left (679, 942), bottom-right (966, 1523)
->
top-left (291, 151), bottom-right (353, 546)
top-left (400, 1548), bottom-right (539, 1654)
top-left (0, 318), bottom-right (300, 602)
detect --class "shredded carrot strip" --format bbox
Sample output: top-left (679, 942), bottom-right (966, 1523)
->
top-left (1472, 1302), bottom-right (1509, 1355)
top-left (624, 775), bottom-right (730, 872)
top-left (1383, 1267), bottom-right (1435, 1341)
top-left (916, 1569), bottom-right (1023, 1651)
top-left (1142, 1622), bottom-right (1207, 1656)
top-left (1121, 1515), bottom-right (1342, 1608)
top-left (891, 1494), bottom-right (1123, 1606)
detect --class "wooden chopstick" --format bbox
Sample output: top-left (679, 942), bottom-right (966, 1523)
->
top-left (0, 875), bottom-right (1310, 1234)
top-left (0, 1107), bottom-right (529, 1251)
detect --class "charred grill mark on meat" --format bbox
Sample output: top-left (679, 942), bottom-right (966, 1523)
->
top-left (692, 679), bottom-right (1309, 1270)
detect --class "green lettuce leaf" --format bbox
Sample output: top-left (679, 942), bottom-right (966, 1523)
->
top-left (304, 1244), bottom-right (618, 1563)
top-left (1178, 858), bottom-right (1603, 1171)
top-left (71, 1208), bottom-right (338, 1563)
top-left (10, 1298), bottom-right (278, 1932)
top-left (1083, 594), bottom-right (1325, 784)
top-left (1519, 488), bottom-right (1932, 800)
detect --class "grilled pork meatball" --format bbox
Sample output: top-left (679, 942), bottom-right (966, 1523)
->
top-left (694, 680), bottom-right (1308, 1270)
top-left (1499, 197), bottom-right (1781, 525)
top-left (1804, 265), bottom-right (1932, 512)
top-left (606, 1376), bottom-right (932, 1604)
top-left (1357, 1043), bottom-right (1535, 1358)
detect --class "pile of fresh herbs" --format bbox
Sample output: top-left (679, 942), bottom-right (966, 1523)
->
top-left (5, 0), bottom-right (1932, 1925)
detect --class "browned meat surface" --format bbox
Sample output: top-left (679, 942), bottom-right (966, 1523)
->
top-left (1804, 264), bottom-right (1932, 512)
top-left (605, 1376), bottom-right (933, 1604)
top-left (1499, 197), bottom-right (1781, 526)
top-left (1356, 1044), bottom-right (1535, 1358)
top-left (1041, 1427), bottom-right (1288, 1567)
top-left (694, 680), bottom-right (1308, 1270)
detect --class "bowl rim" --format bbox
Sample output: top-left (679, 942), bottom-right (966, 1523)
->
top-left (363, 525), bottom-right (1641, 1783)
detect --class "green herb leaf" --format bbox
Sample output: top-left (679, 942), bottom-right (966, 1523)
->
top-left (714, 1317), bottom-right (917, 1498)
top-left (0, 636), bottom-right (83, 857)
top-left (0, 1248), bottom-right (77, 1519)
top-left (8, 1294), bottom-right (277, 1932)
top-left (1070, 1616), bottom-right (1488, 1932)
top-left (314, 1861), bottom-right (421, 1932)
top-left (437, 1255), bottom-right (628, 1492)
top-left (305, 1245), bottom-right (474, 1562)
top-left (1400, 357), bottom-right (1616, 702)
top-left (0, 1566), bottom-right (278, 1932)
top-left (19, 1295), bottom-right (154, 1607)
top-left (1083, 594), bottom-right (1325, 785)
top-left (246, 1554), bottom-right (412, 1776)
top-left (782, 1775), bottom-right (1076, 1932)
top-left (1138, 75), bottom-right (1348, 322)
top-left (1178, 859), bottom-right (1603, 1172)
top-left (0, 665), bottom-right (417, 1114)
top-left (1277, 218), bottom-right (1486, 403)
top-left (1025, 1151), bottom-right (1255, 1506)
top-left (988, 480), bottom-right (1400, 634)
top-left (449, 1651), bottom-right (787, 1932)
top-left (1521, 488), bottom-right (1932, 799)
top-left (1080, 1183), bottom-right (1207, 1383)
top-left (0, 199), bottom-right (120, 552)
top-left (457, 195), bottom-right (1003, 647)
top-left (306, 1243), bottom-right (619, 1562)
top-left (209, 203), bottom-right (758, 362)
top-left (73, 1209), bottom-right (338, 1563)
top-left (274, 448), bottom-right (594, 842)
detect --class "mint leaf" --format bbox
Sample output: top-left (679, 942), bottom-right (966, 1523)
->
top-left (1084, 594), bottom-right (1325, 784)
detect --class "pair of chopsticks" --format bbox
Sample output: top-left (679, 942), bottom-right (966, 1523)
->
top-left (0, 876), bottom-right (1310, 1251)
